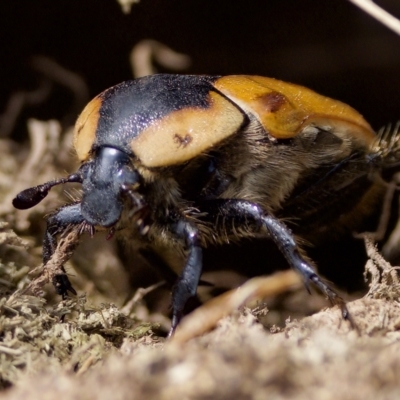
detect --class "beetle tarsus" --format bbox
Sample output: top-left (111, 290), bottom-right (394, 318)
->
top-left (53, 274), bottom-right (77, 298)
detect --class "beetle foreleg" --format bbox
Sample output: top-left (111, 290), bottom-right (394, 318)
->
top-left (169, 219), bottom-right (203, 335)
top-left (44, 203), bottom-right (84, 298)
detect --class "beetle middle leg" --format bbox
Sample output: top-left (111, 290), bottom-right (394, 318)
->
top-left (201, 199), bottom-right (348, 318)
top-left (168, 219), bottom-right (203, 335)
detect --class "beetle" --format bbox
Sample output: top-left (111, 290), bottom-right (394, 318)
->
top-left (12, 74), bottom-right (399, 333)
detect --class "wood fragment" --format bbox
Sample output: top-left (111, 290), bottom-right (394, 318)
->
top-left (171, 270), bottom-right (302, 344)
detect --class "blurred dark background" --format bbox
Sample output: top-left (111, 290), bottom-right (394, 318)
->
top-left (1, 0), bottom-right (399, 137)
top-left (1, 0), bottom-right (400, 304)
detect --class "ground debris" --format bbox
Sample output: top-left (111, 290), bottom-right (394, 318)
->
top-left (2, 297), bottom-right (400, 400)
top-left (0, 287), bottom-right (157, 389)
top-left (0, 222), bottom-right (29, 249)
top-left (0, 226), bottom-right (157, 389)
top-left (2, 223), bottom-right (400, 400)
top-left (363, 235), bottom-right (400, 300)
top-left (2, 209), bottom-right (400, 399)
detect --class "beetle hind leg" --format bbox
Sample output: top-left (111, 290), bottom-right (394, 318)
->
top-left (202, 199), bottom-right (349, 319)
top-left (261, 213), bottom-right (349, 317)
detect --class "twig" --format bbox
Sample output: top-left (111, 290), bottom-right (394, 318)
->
top-left (348, 0), bottom-right (400, 36)
top-left (353, 177), bottom-right (397, 242)
top-left (171, 270), bottom-right (302, 344)
top-left (20, 228), bottom-right (80, 297)
top-left (130, 40), bottom-right (191, 78)
top-left (362, 234), bottom-right (400, 299)
top-left (120, 281), bottom-right (166, 315)
top-left (31, 56), bottom-right (89, 115)
top-left (0, 119), bottom-right (61, 221)
top-left (0, 56), bottom-right (89, 136)
top-left (116, 0), bottom-right (140, 14)
top-left (0, 80), bottom-right (52, 138)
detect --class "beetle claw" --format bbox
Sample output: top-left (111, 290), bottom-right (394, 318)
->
top-left (53, 274), bottom-right (77, 298)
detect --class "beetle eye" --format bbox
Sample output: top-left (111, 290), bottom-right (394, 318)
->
top-left (117, 166), bottom-right (141, 189)
top-left (117, 167), bottom-right (144, 209)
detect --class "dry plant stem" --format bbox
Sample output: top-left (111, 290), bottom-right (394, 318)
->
top-left (31, 56), bottom-right (89, 114)
top-left (364, 235), bottom-right (393, 271)
top-left (0, 57), bottom-right (88, 137)
top-left (353, 177), bottom-right (398, 242)
top-left (348, 0), bottom-right (400, 36)
top-left (371, 179), bottom-right (397, 241)
top-left (66, 341), bottom-right (99, 374)
top-left (20, 228), bottom-right (80, 297)
top-left (120, 281), bottom-right (166, 315)
top-left (363, 234), bottom-right (400, 299)
top-left (116, 0), bottom-right (140, 14)
top-left (382, 172), bottom-right (400, 258)
top-left (0, 119), bottom-right (60, 218)
top-left (171, 270), bottom-right (302, 344)
top-left (76, 355), bottom-right (96, 376)
top-left (130, 40), bottom-right (191, 78)
top-left (0, 81), bottom-right (52, 138)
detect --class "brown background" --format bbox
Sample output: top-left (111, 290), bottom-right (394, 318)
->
top-left (1, 0), bottom-right (399, 137)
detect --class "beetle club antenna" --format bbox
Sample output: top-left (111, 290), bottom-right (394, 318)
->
top-left (12, 173), bottom-right (83, 210)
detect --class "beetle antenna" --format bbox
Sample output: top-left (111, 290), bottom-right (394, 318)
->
top-left (12, 173), bottom-right (83, 210)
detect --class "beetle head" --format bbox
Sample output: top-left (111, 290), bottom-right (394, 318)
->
top-left (79, 146), bottom-right (140, 227)
top-left (13, 146), bottom-right (141, 228)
